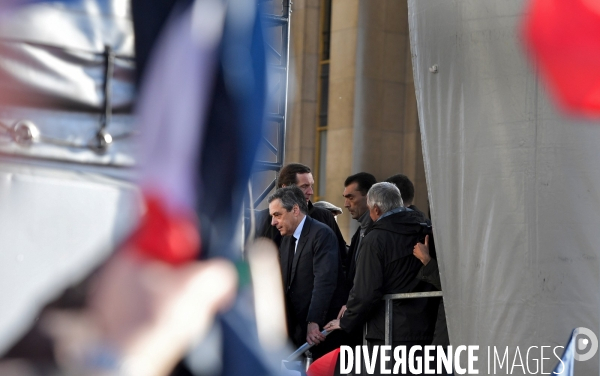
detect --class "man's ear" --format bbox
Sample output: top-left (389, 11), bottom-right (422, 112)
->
top-left (293, 204), bottom-right (299, 214)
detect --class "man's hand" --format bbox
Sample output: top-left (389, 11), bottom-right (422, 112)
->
top-left (337, 305), bottom-right (347, 320)
top-left (323, 319), bottom-right (341, 332)
top-left (306, 322), bottom-right (326, 345)
top-left (413, 234), bottom-right (431, 265)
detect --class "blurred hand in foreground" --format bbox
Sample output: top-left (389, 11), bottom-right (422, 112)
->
top-left (43, 251), bottom-right (237, 376)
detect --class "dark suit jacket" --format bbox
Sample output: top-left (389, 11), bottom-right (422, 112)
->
top-left (280, 216), bottom-right (346, 344)
top-left (344, 226), bottom-right (361, 292)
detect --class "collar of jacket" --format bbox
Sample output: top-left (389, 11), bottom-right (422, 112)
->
top-left (377, 206), bottom-right (410, 221)
top-left (358, 210), bottom-right (373, 231)
top-left (367, 209), bottom-right (428, 236)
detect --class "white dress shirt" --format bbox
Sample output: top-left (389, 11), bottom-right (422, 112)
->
top-left (292, 215), bottom-right (307, 253)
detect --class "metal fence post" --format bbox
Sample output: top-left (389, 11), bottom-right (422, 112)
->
top-left (382, 292), bottom-right (443, 347)
top-left (385, 298), bottom-right (393, 346)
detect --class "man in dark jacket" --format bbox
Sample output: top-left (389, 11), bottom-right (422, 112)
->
top-left (269, 186), bottom-right (346, 359)
top-left (341, 172), bottom-right (377, 292)
top-left (325, 182), bottom-right (438, 374)
top-left (335, 172), bottom-right (377, 348)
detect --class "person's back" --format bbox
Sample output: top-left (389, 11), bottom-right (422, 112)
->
top-left (346, 209), bottom-right (438, 342)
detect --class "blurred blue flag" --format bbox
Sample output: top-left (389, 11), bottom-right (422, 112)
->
top-left (552, 329), bottom-right (575, 376)
top-left (0, 0), bottom-right (79, 12)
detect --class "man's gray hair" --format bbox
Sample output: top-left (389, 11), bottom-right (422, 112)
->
top-left (268, 186), bottom-right (308, 214)
top-left (367, 182), bottom-right (404, 213)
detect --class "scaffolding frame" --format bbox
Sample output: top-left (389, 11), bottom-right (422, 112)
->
top-left (253, 0), bottom-right (292, 209)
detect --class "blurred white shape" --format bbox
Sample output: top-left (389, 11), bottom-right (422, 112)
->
top-left (247, 238), bottom-right (288, 350)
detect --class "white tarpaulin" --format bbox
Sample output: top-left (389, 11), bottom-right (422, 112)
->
top-left (0, 159), bottom-right (141, 354)
top-left (408, 0), bottom-right (600, 374)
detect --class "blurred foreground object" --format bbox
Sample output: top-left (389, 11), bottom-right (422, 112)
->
top-left (523, 0), bottom-right (600, 116)
top-left (0, 254), bottom-right (237, 376)
top-left (246, 238), bottom-right (288, 351)
top-left (306, 348), bottom-right (340, 376)
top-left (126, 194), bottom-right (200, 265)
top-left (0, 0), bottom-right (139, 354)
top-left (0, 0), bottom-right (136, 164)
top-left (47, 254), bottom-right (237, 376)
top-left (0, 0), bottom-right (282, 373)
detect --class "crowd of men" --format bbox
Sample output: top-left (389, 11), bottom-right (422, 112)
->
top-left (256, 163), bottom-right (450, 375)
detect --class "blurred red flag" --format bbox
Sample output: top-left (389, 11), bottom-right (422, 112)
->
top-left (523, 0), bottom-right (600, 116)
top-left (307, 348), bottom-right (340, 376)
top-left (126, 194), bottom-right (201, 265)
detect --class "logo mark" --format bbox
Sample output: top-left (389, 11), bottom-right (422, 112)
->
top-left (574, 327), bottom-right (598, 362)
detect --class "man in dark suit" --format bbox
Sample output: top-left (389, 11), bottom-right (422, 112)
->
top-left (268, 186), bottom-right (345, 359)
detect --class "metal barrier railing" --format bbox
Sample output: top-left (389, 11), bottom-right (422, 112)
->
top-left (287, 291), bottom-right (444, 361)
top-left (381, 291), bottom-right (443, 346)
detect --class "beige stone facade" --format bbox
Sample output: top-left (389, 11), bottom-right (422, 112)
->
top-left (286, 0), bottom-right (428, 240)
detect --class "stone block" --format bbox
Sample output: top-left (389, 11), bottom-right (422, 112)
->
top-left (382, 81), bottom-right (406, 132)
top-left (301, 101), bottom-right (317, 146)
top-left (380, 130), bottom-right (405, 178)
top-left (360, 29), bottom-right (385, 80)
top-left (357, 129), bottom-right (383, 178)
top-left (355, 78), bottom-right (384, 131)
top-left (300, 146), bottom-right (315, 168)
top-left (328, 77), bottom-right (356, 130)
top-left (304, 6), bottom-right (321, 54)
top-left (302, 54), bottom-right (319, 101)
top-left (384, 0), bottom-right (408, 34)
top-left (384, 32), bottom-right (407, 83)
top-left (330, 29), bottom-right (357, 80)
top-left (325, 128), bottom-right (354, 180)
top-left (403, 86), bottom-right (419, 133)
top-left (331, 0), bottom-right (359, 31)
top-left (359, 0), bottom-right (385, 31)
top-left (291, 8), bottom-right (306, 56)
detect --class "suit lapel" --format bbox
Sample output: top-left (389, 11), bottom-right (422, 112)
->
top-left (280, 236), bottom-right (291, 287)
top-left (289, 216), bottom-right (311, 286)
